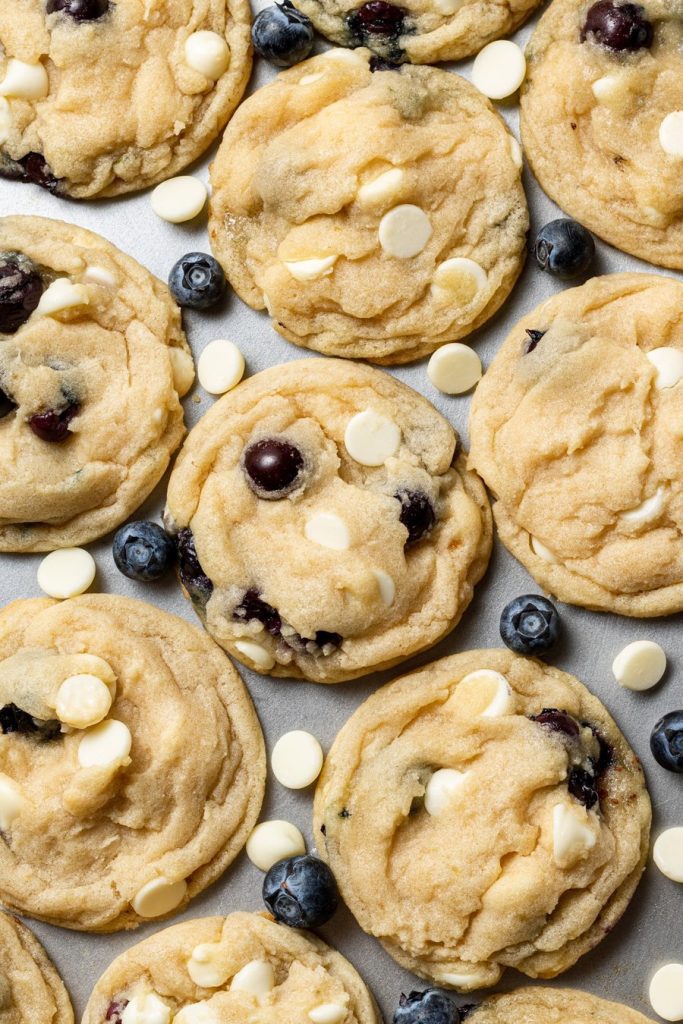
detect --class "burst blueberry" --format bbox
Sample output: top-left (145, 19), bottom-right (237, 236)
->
top-left (534, 219), bottom-right (595, 280)
top-left (263, 854), bottom-right (339, 928)
top-left (396, 489), bottom-right (436, 545)
top-left (567, 765), bottom-right (599, 809)
top-left (168, 252), bottom-right (226, 310)
top-left (650, 711), bottom-right (683, 773)
top-left (243, 437), bottom-right (304, 496)
top-left (176, 528), bottom-right (213, 604)
top-left (0, 253), bottom-right (43, 335)
top-left (252, 1), bottom-right (314, 67)
top-left (581, 1), bottom-right (653, 51)
top-left (113, 521), bottom-right (175, 582)
top-left (46, 0), bottom-right (109, 19)
top-left (349, 0), bottom-right (406, 36)
top-left (530, 708), bottom-right (580, 737)
top-left (393, 989), bottom-right (461, 1024)
top-left (28, 401), bottom-right (79, 442)
top-left (500, 594), bottom-right (561, 655)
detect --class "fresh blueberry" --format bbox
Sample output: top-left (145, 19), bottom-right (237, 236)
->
top-left (524, 328), bottom-right (545, 354)
top-left (395, 489), bottom-right (436, 545)
top-left (168, 253), bottom-right (226, 310)
top-left (348, 0), bottom-right (406, 36)
top-left (176, 528), bottom-right (214, 605)
top-left (500, 594), bottom-right (561, 655)
top-left (530, 708), bottom-right (580, 738)
top-left (650, 711), bottom-right (683, 773)
top-left (534, 219), bottom-right (595, 280)
top-left (0, 153), bottom-right (60, 193)
top-left (112, 521), bottom-right (175, 582)
top-left (393, 989), bottom-right (461, 1024)
top-left (0, 252), bottom-right (43, 335)
top-left (46, 0), bottom-right (109, 19)
top-left (263, 854), bottom-right (339, 928)
top-left (28, 401), bottom-right (79, 442)
top-left (567, 765), bottom-right (599, 809)
top-left (252, 1), bottom-right (314, 68)
top-left (242, 437), bottom-right (304, 496)
top-left (233, 589), bottom-right (282, 635)
top-left (581, 1), bottom-right (653, 51)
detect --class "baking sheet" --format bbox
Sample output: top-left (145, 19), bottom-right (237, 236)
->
top-left (1, 6), bottom-right (681, 1019)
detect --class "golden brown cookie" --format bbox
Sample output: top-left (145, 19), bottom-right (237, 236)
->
top-left (0, 912), bottom-right (73, 1024)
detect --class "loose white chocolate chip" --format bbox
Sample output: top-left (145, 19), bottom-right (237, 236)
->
top-left (0, 99), bottom-right (11, 146)
top-left (647, 348), bottom-right (683, 389)
top-left (299, 71), bottom-right (326, 85)
top-left (552, 803), bottom-right (598, 868)
top-left (55, 673), bottom-right (113, 729)
top-left (175, 1003), bottom-right (216, 1024)
top-left (432, 257), bottom-right (488, 305)
top-left (234, 640), bottom-right (275, 671)
top-left (0, 59), bottom-right (49, 100)
top-left (246, 819), bottom-right (306, 871)
top-left (37, 548), bottom-right (96, 599)
top-left (653, 828), bottom-right (683, 883)
top-left (472, 40), bottom-right (526, 100)
top-left (283, 256), bottom-right (337, 282)
top-left (620, 485), bottom-right (666, 525)
top-left (271, 730), bottom-right (324, 789)
top-left (427, 343), bottom-right (482, 395)
top-left (0, 773), bottom-right (23, 830)
top-left (36, 278), bottom-right (90, 317)
top-left (309, 1005), bottom-right (348, 1024)
top-left (379, 204), bottom-right (432, 258)
top-left (530, 535), bottom-right (560, 563)
top-left (198, 339), bottom-right (245, 395)
top-left (458, 669), bottom-right (514, 717)
top-left (184, 31), bottom-right (230, 79)
top-left (424, 768), bottom-right (470, 816)
top-left (151, 176), bottom-right (207, 223)
top-left (372, 568), bottom-right (396, 606)
top-left (649, 964), bottom-right (683, 1021)
top-left (131, 877), bottom-right (187, 918)
top-left (344, 409), bottom-right (401, 466)
top-left (188, 943), bottom-right (231, 988)
top-left (305, 512), bottom-right (351, 550)
top-left (83, 265), bottom-right (117, 288)
top-left (612, 640), bottom-right (666, 691)
top-left (121, 993), bottom-right (171, 1024)
top-left (660, 112), bottom-right (683, 158)
top-left (230, 960), bottom-right (275, 997)
top-left (77, 719), bottom-right (132, 768)
top-left (357, 168), bottom-right (405, 205)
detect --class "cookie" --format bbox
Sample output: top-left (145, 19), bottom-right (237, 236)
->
top-left (466, 987), bottom-right (656, 1024)
top-left (0, 215), bottom-right (194, 552)
top-left (82, 910), bottom-right (380, 1024)
top-left (209, 49), bottom-right (528, 364)
top-left (0, 0), bottom-right (251, 199)
top-left (0, 911), bottom-right (73, 1024)
top-left (469, 272), bottom-right (683, 617)
top-left (521, 0), bottom-right (683, 270)
top-left (164, 358), bottom-right (492, 684)
top-left (0, 594), bottom-right (265, 932)
top-left (314, 649), bottom-right (651, 989)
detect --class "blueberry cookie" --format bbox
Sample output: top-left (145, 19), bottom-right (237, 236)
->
top-left (164, 358), bottom-right (492, 684)
top-left (0, 911), bottom-right (74, 1024)
top-left (0, 594), bottom-right (265, 931)
top-left (209, 49), bottom-right (527, 364)
top-left (465, 987), bottom-right (656, 1024)
top-left (521, 0), bottom-right (683, 270)
top-left (0, 0), bottom-right (251, 198)
top-left (314, 649), bottom-right (651, 989)
top-left (469, 273), bottom-right (683, 616)
top-left (82, 910), bottom-right (380, 1024)
top-left (0, 216), bottom-right (194, 552)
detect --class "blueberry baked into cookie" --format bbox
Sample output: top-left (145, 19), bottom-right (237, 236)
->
top-left (521, 0), bottom-right (683, 270)
top-left (457, 987), bottom-right (657, 1024)
top-left (0, 0), bottom-right (252, 198)
top-left (0, 595), bottom-right (265, 931)
top-left (82, 911), bottom-right (381, 1024)
top-left (209, 49), bottom-right (528, 363)
top-left (0, 215), bottom-right (194, 552)
top-left (164, 359), bottom-right (492, 683)
top-left (469, 273), bottom-right (683, 616)
top-left (0, 911), bottom-right (74, 1024)
top-left (314, 649), bottom-right (651, 989)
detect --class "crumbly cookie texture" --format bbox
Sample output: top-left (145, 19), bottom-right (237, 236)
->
top-left (164, 358), bottom-right (492, 684)
top-left (209, 49), bottom-right (527, 364)
top-left (469, 272), bottom-right (683, 617)
top-left (0, 216), bottom-right (193, 552)
top-left (0, 595), bottom-right (265, 932)
top-left (521, 0), bottom-right (683, 269)
top-left (468, 987), bottom-right (656, 1024)
top-left (82, 911), bottom-right (381, 1024)
top-left (0, 0), bottom-right (252, 198)
top-left (0, 912), bottom-right (74, 1024)
top-left (314, 649), bottom-right (651, 990)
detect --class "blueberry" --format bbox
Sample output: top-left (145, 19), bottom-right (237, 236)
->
top-left (176, 528), bottom-right (214, 604)
top-left (524, 328), bottom-right (545, 354)
top-left (315, 629), bottom-right (342, 650)
top-left (348, 0), bottom-right (406, 36)
top-left (263, 854), bottom-right (339, 928)
top-left (650, 711), bottom-right (683, 773)
top-left (0, 388), bottom-right (17, 419)
top-left (233, 589), bottom-right (282, 635)
top-left (105, 1001), bottom-right (129, 1023)
top-left (0, 703), bottom-right (60, 740)
top-left (28, 401), bottom-right (79, 442)
top-left (242, 437), bottom-right (304, 497)
top-left (112, 521), bottom-right (175, 582)
top-left (581, 1), bottom-right (653, 51)
top-left (369, 55), bottom-right (401, 71)
top-left (393, 989), bottom-right (461, 1024)
top-left (530, 708), bottom-right (580, 738)
top-left (0, 252), bottom-right (43, 335)
top-left (0, 153), bottom-right (60, 193)
top-left (534, 219), bottom-right (595, 280)
top-left (46, 0), bottom-right (109, 19)
top-left (567, 765), bottom-right (599, 809)
top-left (168, 253), bottom-right (226, 310)
top-left (252, 1), bottom-right (314, 68)
top-left (500, 594), bottom-right (561, 655)
top-left (395, 489), bottom-right (436, 545)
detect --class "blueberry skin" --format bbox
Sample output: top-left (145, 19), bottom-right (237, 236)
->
top-left (252, 1), bottom-right (314, 68)
top-left (263, 855), bottom-right (339, 928)
top-left (242, 437), bottom-right (304, 496)
top-left (168, 253), bottom-right (226, 310)
top-left (533, 219), bottom-right (595, 280)
top-left (46, 0), bottom-right (109, 19)
top-left (581, 1), bottom-right (653, 51)
top-left (393, 989), bottom-right (461, 1024)
top-left (500, 594), bottom-right (561, 655)
top-left (0, 252), bottom-right (44, 335)
top-left (113, 521), bottom-right (175, 582)
top-left (650, 711), bottom-right (683, 773)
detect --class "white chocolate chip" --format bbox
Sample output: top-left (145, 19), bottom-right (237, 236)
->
top-left (305, 512), bottom-right (351, 550)
top-left (653, 828), bottom-right (683, 883)
top-left (471, 40), bottom-right (526, 101)
top-left (234, 640), bottom-right (275, 672)
top-left (0, 773), bottom-right (23, 830)
top-left (37, 548), bottom-right (96, 599)
top-left (246, 820), bottom-right (306, 871)
top-left (169, 347), bottom-right (195, 395)
top-left (357, 168), bottom-right (405, 205)
top-left (660, 112), bottom-right (683, 158)
top-left (151, 176), bottom-right (207, 223)
top-left (175, 1003), bottom-right (216, 1024)
top-left (184, 31), bottom-right (230, 79)
top-left (434, 0), bottom-right (464, 13)
top-left (612, 640), bottom-right (666, 691)
top-left (83, 265), bottom-right (117, 288)
top-left (187, 944), bottom-right (230, 988)
top-left (508, 134), bottom-right (523, 169)
top-left (620, 485), bottom-right (666, 525)
top-left (283, 256), bottom-right (337, 282)
top-left (459, 669), bottom-right (514, 717)
top-left (427, 343), bottom-right (482, 395)
top-left (530, 535), bottom-right (560, 563)
top-left (299, 71), bottom-right (326, 85)
top-left (424, 768), bottom-right (470, 816)
top-left (650, 964), bottom-right (683, 1021)
top-left (647, 348), bottom-right (683, 389)
top-left (432, 257), bottom-right (488, 306)
top-left (271, 730), bottom-right (324, 789)
top-left (440, 968), bottom-right (492, 989)
top-left (230, 960), bottom-right (275, 997)
top-left (36, 278), bottom-right (90, 317)
top-left (121, 993), bottom-right (171, 1024)
top-left (322, 49), bottom-right (367, 66)
top-left (197, 339), bottom-right (245, 395)
top-left (0, 99), bottom-right (11, 146)
top-left (372, 568), bottom-right (395, 606)
top-left (379, 204), bottom-right (432, 258)
top-left (591, 74), bottom-right (622, 102)
top-left (309, 1005), bottom-right (348, 1024)
top-left (552, 803), bottom-right (598, 868)
top-left (0, 59), bottom-right (49, 100)
top-left (344, 409), bottom-right (401, 466)
top-left (55, 674), bottom-right (113, 729)
top-left (131, 877), bottom-right (187, 918)
top-left (78, 719), bottom-right (132, 768)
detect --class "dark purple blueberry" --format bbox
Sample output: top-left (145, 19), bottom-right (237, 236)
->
top-left (0, 388), bottom-right (17, 419)
top-left (395, 489), bottom-right (436, 545)
top-left (263, 855), bottom-right (339, 928)
top-left (581, 1), bottom-right (653, 51)
top-left (589, 725), bottom-right (613, 775)
top-left (534, 219), bottom-right (596, 280)
top-left (176, 528), bottom-right (213, 604)
top-left (28, 401), bottom-right (79, 442)
top-left (233, 589), bottom-right (282, 635)
top-left (500, 594), bottom-right (561, 656)
top-left (105, 1001), bottom-right (129, 1023)
top-left (458, 1007), bottom-right (479, 1021)
top-left (524, 329), bottom-right (545, 354)
top-left (168, 253), bottom-right (226, 309)
top-left (530, 708), bottom-right (580, 738)
top-left (251, 1), bottom-right (314, 67)
top-left (0, 252), bottom-right (44, 335)
top-left (315, 630), bottom-right (342, 649)
top-left (567, 765), bottom-right (599, 809)
top-left (393, 989), bottom-right (461, 1024)
top-left (242, 437), bottom-right (304, 497)
top-left (349, 0), bottom-right (405, 34)
top-left (46, 0), bottom-right (109, 19)
top-left (0, 703), bottom-right (60, 740)
top-left (650, 710), bottom-right (683, 773)
top-left (369, 54), bottom-right (401, 70)
top-left (113, 521), bottom-right (175, 582)
top-left (0, 153), bottom-right (61, 193)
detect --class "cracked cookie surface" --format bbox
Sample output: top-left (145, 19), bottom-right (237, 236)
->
top-left (313, 649), bottom-right (651, 990)
top-left (209, 49), bottom-right (527, 364)
top-left (466, 987), bottom-right (656, 1024)
top-left (0, 912), bottom-right (73, 1024)
top-left (469, 273), bottom-right (683, 616)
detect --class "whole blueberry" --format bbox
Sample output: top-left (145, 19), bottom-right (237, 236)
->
top-left (581, 1), bottom-right (653, 51)
top-left (0, 252), bottom-right (43, 335)
top-left (28, 401), bottom-right (79, 442)
top-left (242, 437), bottom-right (304, 496)
top-left (500, 594), bottom-right (561, 655)
top-left (534, 219), bottom-right (595, 279)
top-left (650, 711), bottom-right (683, 773)
top-left (349, 0), bottom-right (406, 35)
top-left (168, 253), bottom-right (226, 310)
top-left (393, 989), bottom-right (461, 1024)
top-left (395, 489), bottom-right (436, 545)
top-left (46, 0), bottom-right (109, 19)
top-left (252, 1), bottom-right (314, 68)
top-left (263, 855), bottom-right (339, 928)
top-left (113, 521), bottom-right (175, 582)
top-left (530, 708), bottom-right (580, 737)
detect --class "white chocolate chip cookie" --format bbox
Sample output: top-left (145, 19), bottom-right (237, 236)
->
top-left (0, 911), bottom-right (74, 1024)
top-left (469, 273), bottom-right (683, 617)
top-left (465, 987), bottom-right (656, 1024)
top-left (164, 358), bottom-right (492, 684)
top-left (0, 595), bottom-right (265, 932)
top-left (314, 649), bottom-right (651, 989)
top-left (209, 50), bottom-right (528, 364)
